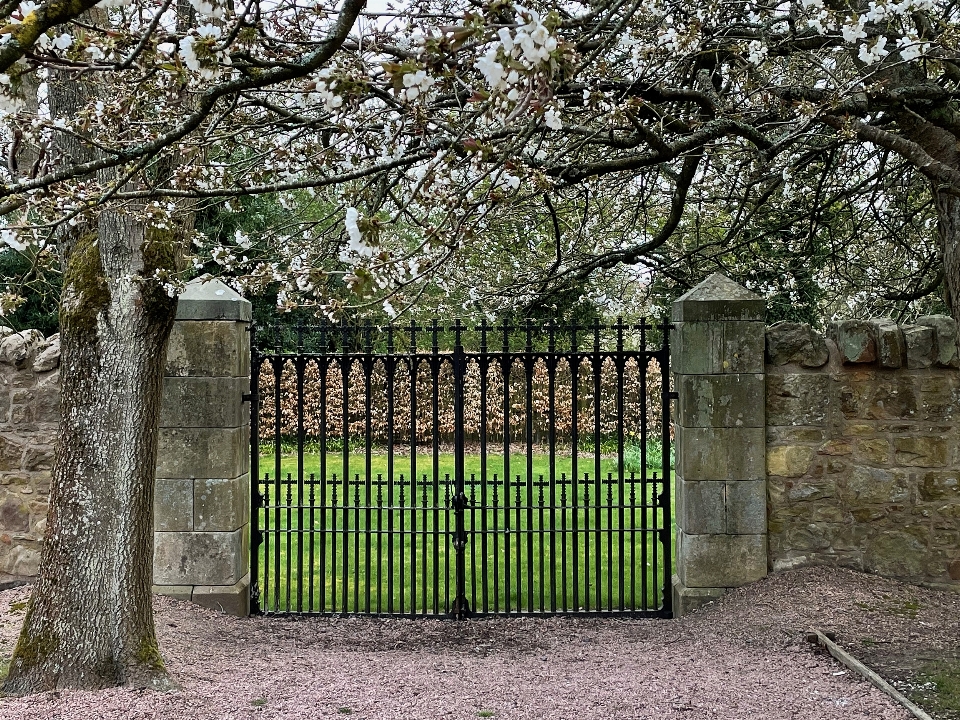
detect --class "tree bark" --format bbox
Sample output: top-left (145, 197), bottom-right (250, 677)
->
top-left (1, 211), bottom-right (179, 693)
top-left (891, 105), bottom-right (960, 321)
top-left (938, 192), bottom-right (960, 321)
top-left (2, 14), bottom-right (182, 692)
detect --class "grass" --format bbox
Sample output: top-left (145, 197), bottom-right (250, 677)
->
top-left (906, 659), bottom-right (960, 719)
top-left (254, 447), bottom-right (675, 616)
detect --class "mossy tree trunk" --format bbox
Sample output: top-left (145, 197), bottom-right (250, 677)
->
top-left (2, 221), bottom-right (179, 694)
top-left (1, 14), bottom-right (185, 693)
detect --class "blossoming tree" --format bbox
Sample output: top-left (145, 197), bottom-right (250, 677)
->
top-left (0, 0), bottom-right (957, 695)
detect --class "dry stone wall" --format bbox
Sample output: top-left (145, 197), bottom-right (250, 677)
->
top-left (766, 317), bottom-right (960, 590)
top-left (0, 329), bottom-right (60, 577)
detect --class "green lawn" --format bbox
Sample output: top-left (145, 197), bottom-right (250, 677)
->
top-left (254, 450), bottom-right (674, 616)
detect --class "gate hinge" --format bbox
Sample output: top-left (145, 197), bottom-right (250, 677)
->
top-left (242, 392), bottom-right (252, 403)
top-left (667, 391), bottom-right (678, 400)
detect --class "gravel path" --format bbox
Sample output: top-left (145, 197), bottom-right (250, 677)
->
top-left (0, 566), bottom-right (955, 719)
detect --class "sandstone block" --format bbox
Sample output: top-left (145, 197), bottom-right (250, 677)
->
top-left (34, 371), bottom-right (60, 425)
top-left (919, 472), bottom-right (960, 501)
top-left (765, 322), bottom-right (829, 367)
top-left (864, 531), bottom-right (926, 579)
top-left (871, 376), bottom-right (918, 419)
top-left (677, 478), bottom-right (725, 535)
top-left (725, 480), bottom-right (766, 534)
top-left (917, 315), bottom-right (960, 368)
top-left (3, 544), bottom-right (39, 576)
top-left (671, 321), bottom-right (765, 375)
top-left (844, 423), bottom-right (875, 437)
top-left (830, 321), bottom-right (876, 364)
top-left (160, 377), bottom-right (248, 429)
top-left (22, 446), bottom-right (53, 471)
top-left (783, 479), bottom-right (836, 503)
top-left (818, 439), bottom-right (853, 455)
top-left (767, 445), bottom-right (815, 478)
top-left (165, 321), bottom-right (249, 378)
top-left (0, 330), bottom-right (44, 369)
top-left (677, 374), bottom-right (764, 428)
top-left (767, 427), bottom-right (825, 444)
top-left (856, 438), bottom-right (891, 465)
top-left (784, 523), bottom-right (831, 552)
top-left (766, 373), bottom-right (829, 426)
top-left (152, 584), bottom-right (193, 603)
top-left (194, 475), bottom-right (249, 532)
top-left (153, 529), bottom-right (245, 585)
top-left (676, 427), bottom-right (765, 481)
top-left (838, 466), bottom-right (911, 504)
top-left (771, 555), bottom-right (811, 573)
top-left (0, 496), bottom-right (29, 532)
top-left (156, 427), bottom-right (245, 479)
top-left (0, 436), bottom-right (23, 472)
top-left (894, 436), bottom-right (948, 467)
top-left (671, 274), bottom-right (766, 323)
top-left (31, 337), bottom-right (60, 373)
top-left (901, 324), bottom-right (935, 369)
top-left (671, 575), bottom-right (725, 617)
top-left (192, 573), bottom-right (251, 617)
top-left (869, 318), bottom-right (905, 368)
top-left (155, 478), bottom-right (194, 532)
top-left (176, 277), bottom-right (253, 322)
top-left (917, 375), bottom-right (958, 420)
top-left (835, 373), bottom-right (875, 417)
top-left (677, 531), bottom-right (767, 588)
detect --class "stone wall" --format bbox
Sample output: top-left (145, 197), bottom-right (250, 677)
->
top-left (0, 278), bottom-right (252, 617)
top-left (0, 329), bottom-right (60, 577)
top-left (766, 317), bottom-right (960, 590)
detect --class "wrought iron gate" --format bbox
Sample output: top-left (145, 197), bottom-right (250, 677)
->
top-left (250, 319), bottom-right (674, 617)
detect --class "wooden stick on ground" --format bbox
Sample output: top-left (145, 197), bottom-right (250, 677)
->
top-left (810, 628), bottom-right (935, 720)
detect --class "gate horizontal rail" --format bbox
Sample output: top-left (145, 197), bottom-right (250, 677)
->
top-left (250, 318), bottom-right (674, 618)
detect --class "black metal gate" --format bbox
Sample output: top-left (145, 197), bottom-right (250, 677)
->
top-left (250, 319), bottom-right (673, 617)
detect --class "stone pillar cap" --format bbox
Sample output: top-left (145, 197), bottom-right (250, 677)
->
top-left (672, 273), bottom-right (765, 322)
top-left (176, 276), bottom-right (252, 322)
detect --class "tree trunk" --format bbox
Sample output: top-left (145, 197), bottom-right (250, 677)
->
top-left (2, 213), bottom-right (178, 694)
top-left (938, 192), bottom-right (960, 322)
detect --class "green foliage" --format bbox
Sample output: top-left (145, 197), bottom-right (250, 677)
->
top-left (623, 439), bottom-right (672, 475)
top-left (0, 250), bottom-right (59, 335)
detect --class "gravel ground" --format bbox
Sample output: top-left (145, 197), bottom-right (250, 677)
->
top-left (0, 566), bottom-right (956, 719)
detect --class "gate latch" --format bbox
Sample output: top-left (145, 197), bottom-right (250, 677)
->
top-left (451, 491), bottom-right (469, 511)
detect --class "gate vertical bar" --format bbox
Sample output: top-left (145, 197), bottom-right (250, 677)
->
top-left (616, 318), bottom-right (625, 611)
top-left (249, 324), bottom-right (262, 614)
top-left (524, 319), bottom-right (534, 612)
top-left (319, 325), bottom-right (329, 614)
top-left (450, 320), bottom-right (471, 618)
top-left (659, 317), bottom-right (674, 617)
top-left (296, 320), bottom-right (305, 612)
top-left (363, 322), bottom-right (373, 614)
top-left (386, 326), bottom-right (395, 614)
top-left (273, 326), bottom-right (282, 612)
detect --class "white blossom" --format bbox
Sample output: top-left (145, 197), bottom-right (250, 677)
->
top-left (0, 229), bottom-right (25, 252)
top-left (897, 36), bottom-right (929, 61)
top-left (189, 0), bottom-right (224, 18)
top-left (841, 20), bottom-right (867, 43)
top-left (544, 108), bottom-right (562, 130)
top-left (858, 36), bottom-right (889, 65)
